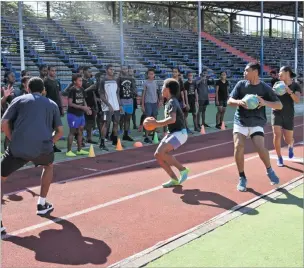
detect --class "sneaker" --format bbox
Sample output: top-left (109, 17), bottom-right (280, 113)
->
top-left (66, 151), bottom-right (77, 157)
top-left (1, 221), bottom-right (6, 234)
top-left (123, 135), bottom-right (134, 142)
top-left (277, 156), bottom-right (284, 167)
top-left (179, 168), bottom-right (190, 184)
top-left (53, 145), bottom-right (61, 153)
top-left (237, 177), bottom-right (247, 192)
top-left (37, 202), bottom-right (54, 215)
top-left (87, 139), bottom-right (97, 145)
top-left (215, 124), bottom-right (221, 130)
top-left (76, 149), bottom-right (89, 155)
top-left (267, 169), bottom-right (280, 185)
top-left (288, 146), bottom-right (294, 159)
top-left (204, 124), bottom-right (210, 128)
top-left (162, 179), bottom-right (180, 188)
top-left (99, 143), bottom-right (109, 151)
top-left (144, 137), bottom-right (152, 144)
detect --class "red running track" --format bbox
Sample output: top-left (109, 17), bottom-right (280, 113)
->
top-left (1, 117), bottom-right (303, 267)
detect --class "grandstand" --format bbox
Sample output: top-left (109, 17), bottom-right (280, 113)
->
top-left (1, 1), bottom-right (303, 95)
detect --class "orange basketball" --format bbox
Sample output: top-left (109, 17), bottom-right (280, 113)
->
top-left (143, 117), bottom-right (156, 131)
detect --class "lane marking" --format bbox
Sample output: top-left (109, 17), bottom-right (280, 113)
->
top-left (83, 168), bottom-right (100, 172)
top-left (4, 123), bottom-right (303, 197)
top-left (2, 154), bottom-right (261, 239)
top-left (269, 155), bottom-right (304, 163)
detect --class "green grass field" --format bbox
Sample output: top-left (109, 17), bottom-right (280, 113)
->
top-left (147, 185), bottom-right (304, 268)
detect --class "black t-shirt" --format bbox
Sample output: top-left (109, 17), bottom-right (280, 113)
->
top-left (67, 87), bottom-right (86, 116)
top-left (44, 78), bottom-right (62, 108)
top-left (271, 78), bottom-right (280, 87)
top-left (230, 80), bottom-right (280, 127)
top-left (273, 81), bottom-right (302, 117)
top-left (83, 78), bottom-right (96, 108)
top-left (165, 97), bottom-right (186, 133)
top-left (2, 93), bottom-right (62, 159)
top-left (178, 78), bottom-right (185, 103)
top-left (184, 81), bottom-right (197, 101)
top-left (117, 76), bottom-right (136, 99)
top-left (216, 80), bottom-right (229, 101)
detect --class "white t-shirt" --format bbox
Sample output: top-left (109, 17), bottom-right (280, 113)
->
top-left (99, 79), bottom-right (120, 112)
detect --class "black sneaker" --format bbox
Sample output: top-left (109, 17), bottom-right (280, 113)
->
top-left (99, 143), bottom-right (109, 151)
top-left (1, 221), bottom-right (6, 234)
top-left (144, 137), bottom-right (152, 144)
top-left (123, 135), bottom-right (134, 142)
top-left (203, 124), bottom-right (211, 128)
top-left (53, 145), bottom-right (62, 153)
top-left (37, 202), bottom-right (54, 215)
top-left (215, 124), bottom-right (221, 129)
top-left (87, 139), bottom-right (98, 145)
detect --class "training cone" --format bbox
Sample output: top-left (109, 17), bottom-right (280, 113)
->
top-left (116, 138), bottom-right (123, 151)
top-left (153, 132), bottom-right (159, 144)
top-left (221, 121), bottom-right (226, 130)
top-left (200, 125), bottom-right (206, 135)
top-left (88, 144), bottom-right (95, 157)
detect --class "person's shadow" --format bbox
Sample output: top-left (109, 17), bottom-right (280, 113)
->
top-left (172, 187), bottom-right (258, 215)
top-left (3, 215), bottom-right (111, 265)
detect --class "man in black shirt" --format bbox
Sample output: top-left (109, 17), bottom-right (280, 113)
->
top-left (272, 66), bottom-right (302, 167)
top-left (44, 66), bottom-right (63, 153)
top-left (117, 65), bottom-right (136, 141)
top-left (145, 78), bottom-right (189, 188)
top-left (228, 62), bottom-right (282, 192)
top-left (184, 72), bottom-right (199, 132)
top-left (270, 70), bottom-right (280, 87)
top-left (215, 71), bottom-right (229, 129)
top-left (1, 77), bottom-right (63, 232)
top-left (82, 66), bottom-right (98, 144)
top-left (39, 64), bottom-right (48, 81)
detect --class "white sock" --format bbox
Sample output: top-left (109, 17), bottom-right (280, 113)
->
top-left (38, 197), bottom-right (46, 206)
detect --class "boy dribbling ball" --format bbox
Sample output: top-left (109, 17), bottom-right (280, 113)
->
top-left (144, 78), bottom-right (190, 188)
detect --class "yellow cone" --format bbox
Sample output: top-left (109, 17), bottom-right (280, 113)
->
top-left (88, 144), bottom-right (95, 157)
top-left (116, 138), bottom-right (123, 151)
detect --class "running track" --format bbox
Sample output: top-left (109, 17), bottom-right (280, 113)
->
top-left (2, 116), bottom-right (303, 267)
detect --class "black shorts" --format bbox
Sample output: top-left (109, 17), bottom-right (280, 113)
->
top-left (85, 110), bottom-right (97, 128)
top-left (98, 111), bottom-right (120, 124)
top-left (1, 149), bottom-right (54, 178)
top-left (198, 100), bottom-right (209, 107)
top-left (271, 113), bottom-right (294, 131)
top-left (188, 99), bottom-right (197, 114)
top-left (215, 99), bottom-right (227, 107)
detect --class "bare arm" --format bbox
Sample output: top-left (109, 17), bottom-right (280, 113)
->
top-left (68, 98), bottom-right (88, 111)
top-left (141, 84), bottom-right (146, 110)
top-left (1, 119), bottom-right (12, 141)
top-left (227, 97), bottom-right (246, 108)
top-left (156, 112), bottom-right (176, 127)
top-left (52, 126), bottom-right (64, 144)
top-left (215, 85), bottom-right (219, 102)
top-left (85, 83), bottom-right (97, 93)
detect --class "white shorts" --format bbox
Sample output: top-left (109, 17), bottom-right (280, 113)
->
top-left (233, 124), bottom-right (264, 138)
top-left (160, 129), bottom-right (188, 150)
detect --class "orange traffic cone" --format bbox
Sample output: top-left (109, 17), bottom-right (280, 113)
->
top-left (116, 138), bottom-right (123, 151)
top-left (88, 144), bottom-right (95, 157)
top-left (221, 121), bottom-right (226, 130)
top-left (200, 125), bottom-right (206, 135)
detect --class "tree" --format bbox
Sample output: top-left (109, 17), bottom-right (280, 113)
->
top-left (1, 1), bottom-right (35, 17)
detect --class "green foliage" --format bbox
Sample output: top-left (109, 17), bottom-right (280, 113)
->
top-left (1, 1), bottom-right (35, 17)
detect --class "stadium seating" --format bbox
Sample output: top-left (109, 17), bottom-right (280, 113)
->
top-left (1, 16), bottom-right (302, 94)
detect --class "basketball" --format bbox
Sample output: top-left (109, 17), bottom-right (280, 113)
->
top-left (143, 117), bottom-right (156, 131)
top-left (273, 81), bottom-right (286, 96)
top-left (242, 94), bottom-right (259, 110)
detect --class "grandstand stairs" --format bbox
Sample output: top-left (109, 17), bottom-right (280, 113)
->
top-left (201, 31), bottom-right (272, 73)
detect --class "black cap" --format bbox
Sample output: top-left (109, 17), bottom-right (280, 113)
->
top-left (280, 66), bottom-right (296, 78)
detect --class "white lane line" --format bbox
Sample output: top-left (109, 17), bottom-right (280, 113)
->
top-left (269, 155), bottom-right (304, 163)
top-left (4, 123), bottom-right (303, 198)
top-left (295, 141), bottom-right (304, 146)
top-left (1, 154), bottom-right (259, 239)
top-left (83, 168), bottom-right (100, 172)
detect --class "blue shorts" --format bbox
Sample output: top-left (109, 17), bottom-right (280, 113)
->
top-left (67, 113), bottom-right (85, 129)
top-left (121, 99), bottom-right (134, 115)
top-left (144, 103), bottom-right (158, 117)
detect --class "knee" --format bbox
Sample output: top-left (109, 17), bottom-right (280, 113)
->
top-left (1, 176), bottom-right (8, 182)
top-left (154, 150), bottom-right (164, 160)
top-left (234, 142), bottom-right (244, 152)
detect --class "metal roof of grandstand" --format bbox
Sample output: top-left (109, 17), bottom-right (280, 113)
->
top-left (138, 1), bottom-right (303, 18)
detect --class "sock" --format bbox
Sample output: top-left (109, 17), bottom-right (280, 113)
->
top-left (100, 138), bottom-right (105, 146)
top-left (112, 136), bottom-right (117, 144)
top-left (239, 172), bottom-right (246, 178)
top-left (267, 166), bottom-right (273, 173)
top-left (38, 197), bottom-right (46, 206)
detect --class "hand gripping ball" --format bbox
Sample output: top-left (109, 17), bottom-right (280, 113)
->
top-left (273, 81), bottom-right (286, 96)
top-left (242, 94), bottom-right (259, 110)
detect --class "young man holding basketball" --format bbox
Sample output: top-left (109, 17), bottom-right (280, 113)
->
top-left (145, 78), bottom-right (189, 188)
top-left (272, 66), bottom-right (302, 167)
top-left (228, 62), bottom-right (282, 192)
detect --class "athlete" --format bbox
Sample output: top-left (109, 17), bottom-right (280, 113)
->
top-left (145, 78), bottom-right (190, 188)
top-left (215, 71), bottom-right (229, 129)
top-left (1, 77), bottom-right (63, 233)
top-left (228, 62), bottom-right (282, 192)
top-left (272, 66), bottom-right (302, 166)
